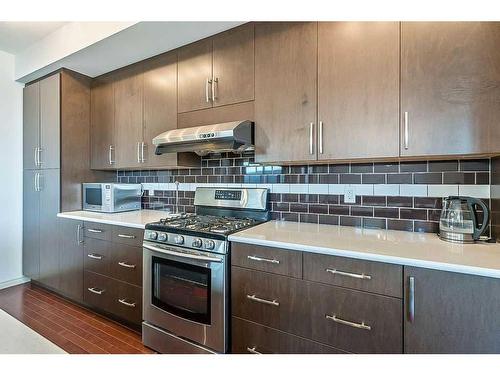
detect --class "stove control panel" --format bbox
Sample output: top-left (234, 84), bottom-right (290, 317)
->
top-left (144, 230), bottom-right (228, 254)
top-left (192, 238), bottom-right (203, 248)
top-left (215, 190), bottom-right (242, 201)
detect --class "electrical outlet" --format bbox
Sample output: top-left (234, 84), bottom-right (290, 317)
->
top-left (149, 189), bottom-right (155, 196)
top-left (344, 186), bottom-right (356, 204)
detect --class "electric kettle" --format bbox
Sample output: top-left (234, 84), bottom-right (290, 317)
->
top-left (439, 196), bottom-right (489, 243)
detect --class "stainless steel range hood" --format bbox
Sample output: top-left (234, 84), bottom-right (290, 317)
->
top-left (153, 120), bottom-right (254, 156)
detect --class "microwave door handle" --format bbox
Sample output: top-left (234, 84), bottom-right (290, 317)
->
top-left (143, 243), bottom-right (222, 263)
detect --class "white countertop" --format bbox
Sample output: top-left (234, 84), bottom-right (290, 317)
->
top-left (57, 209), bottom-right (170, 229)
top-left (228, 220), bottom-right (500, 279)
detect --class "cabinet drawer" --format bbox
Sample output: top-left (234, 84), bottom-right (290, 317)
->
top-left (109, 243), bottom-right (142, 286)
top-left (303, 252), bottom-right (403, 298)
top-left (84, 238), bottom-right (110, 276)
top-left (112, 226), bottom-right (143, 247)
top-left (84, 222), bottom-right (112, 241)
top-left (84, 270), bottom-right (113, 312)
top-left (232, 317), bottom-right (346, 354)
top-left (231, 266), bottom-right (402, 353)
top-left (231, 242), bottom-right (302, 278)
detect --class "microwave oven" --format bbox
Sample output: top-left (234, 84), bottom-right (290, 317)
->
top-left (82, 183), bottom-right (142, 213)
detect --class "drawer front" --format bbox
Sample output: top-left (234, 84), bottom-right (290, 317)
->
top-left (84, 238), bottom-right (110, 276)
top-left (109, 243), bottom-right (143, 286)
top-left (231, 242), bottom-right (302, 278)
top-left (232, 317), bottom-right (346, 354)
top-left (303, 252), bottom-right (403, 298)
top-left (231, 266), bottom-right (402, 353)
top-left (84, 222), bottom-right (112, 241)
top-left (112, 226), bottom-right (143, 247)
top-left (84, 270), bottom-right (113, 312)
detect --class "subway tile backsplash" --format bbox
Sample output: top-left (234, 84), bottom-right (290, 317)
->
top-left (117, 151), bottom-right (491, 234)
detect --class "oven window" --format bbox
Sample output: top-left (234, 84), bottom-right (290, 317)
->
top-left (151, 256), bottom-right (211, 325)
top-left (85, 188), bottom-right (102, 206)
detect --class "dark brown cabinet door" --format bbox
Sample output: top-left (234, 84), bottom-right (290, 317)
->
top-left (212, 23), bottom-right (255, 107)
top-left (143, 52), bottom-right (179, 168)
top-left (177, 38), bottom-right (213, 113)
top-left (401, 22), bottom-right (500, 157)
top-left (318, 22), bottom-right (400, 160)
top-left (404, 267), bottom-right (500, 353)
top-left (254, 22), bottom-right (318, 163)
top-left (90, 76), bottom-right (115, 169)
top-left (39, 73), bottom-right (61, 169)
top-left (59, 218), bottom-right (84, 302)
top-left (114, 65), bottom-right (144, 168)
top-left (23, 170), bottom-right (40, 280)
top-left (23, 82), bottom-right (40, 170)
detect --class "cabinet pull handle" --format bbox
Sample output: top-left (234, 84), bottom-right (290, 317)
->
top-left (87, 228), bottom-right (103, 233)
top-left (118, 261), bottom-right (136, 269)
top-left (37, 148), bottom-right (43, 166)
top-left (34, 147), bottom-right (39, 167)
top-left (137, 142), bottom-right (141, 163)
top-left (77, 224), bottom-right (84, 245)
top-left (109, 145), bottom-right (115, 165)
top-left (246, 346), bottom-right (262, 354)
top-left (87, 287), bottom-right (104, 295)
top-left (118, 299), bottom-right (136, 308)
top-left (141, 142), bottom-right (146, 163)
top-left (34, 172), bottom-right (40, 192)
top-left (326, 268), bottom-right (372, 280)
top-left (246, 294), bottom-right (280, 307)
top-left (87, 253), bottom-right (103, 260)
top-left (319, 121), bottom-right (323, 154)
top-left (408, 276), bottom-right (415, 323)
top-left (206, 78), bottom-right (212, 102)
top-left (247, 255), bottom-right (280, 264)
top-left (118, 234), bottom-right (136, 239)
top-left (309, 122), bottom-right (314, 155)
top-left (403, 111), bottom-right (409, 150)
top-left (212, 77), bottom-right (218, 102)
top-left (326, 314), bottom-right (371, 331)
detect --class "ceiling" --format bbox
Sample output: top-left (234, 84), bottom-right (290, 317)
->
top-left (0, 22), bottom-right (68, 54)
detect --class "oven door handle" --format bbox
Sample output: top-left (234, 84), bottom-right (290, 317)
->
top-left (143, 243), bottom-right (223, 263)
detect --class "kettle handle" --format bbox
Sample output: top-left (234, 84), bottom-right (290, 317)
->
top-left (467, 197), bottom-right (489, 240)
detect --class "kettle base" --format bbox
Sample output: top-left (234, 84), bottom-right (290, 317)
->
top-left (438, 231), bottom-right (475, 244)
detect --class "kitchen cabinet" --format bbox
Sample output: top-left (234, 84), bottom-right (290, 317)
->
top-left (90, 75), bottom-right (115, 169)
top-left (178, 23), bottom-right (254, 113)
top-left (401, 22), bottom-right (500, 157)
top-left (23, 82), bottom-right (40, 170)
top-left (58, 218), bottom-right (84, 302)
top-left (318, 22), bottom-right (400, 160)
top-left (22, 170), bottom-right (40, 280)
top-left (254, 22), bottom-right (318, 163)
top-left (404, 267), bottom-right (500, 353)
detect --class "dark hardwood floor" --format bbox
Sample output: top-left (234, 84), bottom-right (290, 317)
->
top-left (0, 282), bottom-right (154, 354)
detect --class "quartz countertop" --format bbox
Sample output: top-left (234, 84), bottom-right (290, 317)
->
top-left (228, 220), bottom-right (500, 279)
top-left (57, 209), bottom-right (170, 229)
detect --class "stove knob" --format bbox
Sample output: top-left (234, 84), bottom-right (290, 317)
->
top-left (175, 235), bottom-right (184, 245)
top-left (148, 231), bottom-right (158, 240)
top-left (157, 233), bottom-right (167, 241)
top-left (192, 238), bottom-right (203, 248)
top-left (204, 239), bottom-right (215, 250)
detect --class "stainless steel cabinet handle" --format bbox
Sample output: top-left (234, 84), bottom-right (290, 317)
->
top-left (34, 173), bottom-right (40, 192)
top-left (319, 121), bottom-right (323, 154)
top-left (141, 142), bottom-right (145, 163)
top-left (247, 255), bottom-right (280, 264)
top-left (246, 294), bottom-right (280, 307)
top-left (118, 299), bottom-right (136, 308)
top-left (87, 228), bottom-right (103, 233)
top-left (87, 253), bottom-right (103, 260)
top-left (404, 111), bottom-right (409, 150)
top-left (34, 147), bottom-right (39, 167)
top-left (212, 77), bottom-right (218, 102)
top-left (326, 268), bottom-right (372, 280)
top-left (246, 346), bottom-right (262, 354)
top-left (87, 287), bottom-right (104, 295)
top-left (326, 314), bottom-right (372, 331)
top-left (118, 261), bottom-right (136, 269)
top-left (309, 122), bottom-right (314, 155)
top-left (77, 224), bottom-right (84, 245)
top-left (408, 276), bottom-right (415, 323)
top-left (37, 148), bottom-right (43, 165)
top-left (206, 78), bottom-right (212, 102)
top-left (109, 145), bottom-right (115, 165)
top-left (137, 142), bottom-right (141, 163)
top-left (118, 234), bottom-right (136, 239)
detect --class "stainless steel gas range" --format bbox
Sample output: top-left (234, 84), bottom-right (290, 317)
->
top-left (142, 187), bottom-right (269, 354)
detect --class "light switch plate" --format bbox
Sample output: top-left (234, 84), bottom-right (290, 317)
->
top-left (344, 186), bottom-right (356, 203)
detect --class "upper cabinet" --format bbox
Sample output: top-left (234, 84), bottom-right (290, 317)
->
top-left (318, 22), bottom-right (400, 160)
top-left (178, 23), bottom-right (255, 113)
top-left (254, 22), bottom-right (318, 163)
top-left (401, 22), bottom-right (500, 157)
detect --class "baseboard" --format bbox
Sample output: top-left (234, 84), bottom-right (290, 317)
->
top-left (0, 276), bottom-right (30, 290)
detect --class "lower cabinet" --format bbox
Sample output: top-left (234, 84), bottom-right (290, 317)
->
top-left (58, 218), bottom-right (84, 302)
top-left (404, 267), bottom-right (500, 353)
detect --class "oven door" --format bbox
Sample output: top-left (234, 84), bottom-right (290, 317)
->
top-left (143, 241), bottom-right (227, 353)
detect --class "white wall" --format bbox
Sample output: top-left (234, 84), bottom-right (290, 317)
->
top-left (0, 50), bottom-right (23, 284)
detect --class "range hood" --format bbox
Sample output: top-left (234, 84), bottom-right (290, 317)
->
top-left (153, 120), bottom-right (254, 156)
